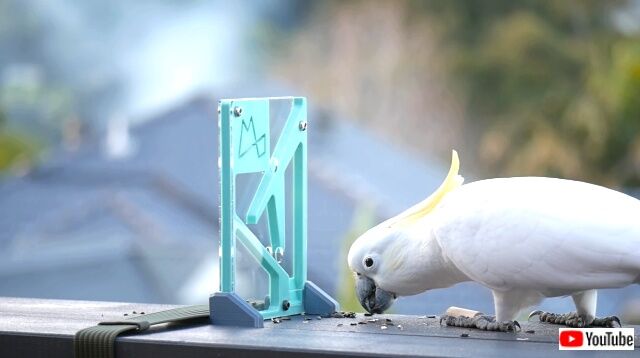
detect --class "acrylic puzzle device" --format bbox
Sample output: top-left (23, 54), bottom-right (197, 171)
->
top-left (210, 97), bottom-right (339, 327)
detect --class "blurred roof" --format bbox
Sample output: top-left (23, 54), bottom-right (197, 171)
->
top-left (0, 97), bottom-right (220, 303)
top-left (0, 95), bottom-right (450, 306)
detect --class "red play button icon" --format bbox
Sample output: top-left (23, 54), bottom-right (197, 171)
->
top-left (560, 330), bottom-right (584, 347)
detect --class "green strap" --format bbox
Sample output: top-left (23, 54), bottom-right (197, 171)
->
top-left (74, 304), bottom-right (209, 358)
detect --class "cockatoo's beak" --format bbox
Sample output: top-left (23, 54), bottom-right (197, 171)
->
top-left (356, 275), bottom-right (396, 314)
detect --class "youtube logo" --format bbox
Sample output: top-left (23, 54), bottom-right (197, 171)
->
top-left (559, 330), bottom-right (583, 347)
top-left (558, 328), bottom-right (635, 350)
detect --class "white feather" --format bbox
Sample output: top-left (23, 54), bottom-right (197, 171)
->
top-left (432, 177), bottom-right (640, 297)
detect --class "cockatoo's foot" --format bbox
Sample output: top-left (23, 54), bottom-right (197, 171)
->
top-left (591, 316), bottom-right (622, 327)
top-left (440, 314), bottom-right (521, 332)
top-left (528, 311), bottom-right (621, 328)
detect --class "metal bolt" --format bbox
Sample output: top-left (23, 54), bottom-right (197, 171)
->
top-left (282, 300), bottom-right (290, 311)
top-left (233, 106), bottom-right (243, 117)
top-left (298, 121), bottom-right (307, 131)
top-left (274, 247), bottom-right (284, 264)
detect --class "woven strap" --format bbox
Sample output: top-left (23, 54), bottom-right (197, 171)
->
top-left (74, 304), bottom-right (209, 358)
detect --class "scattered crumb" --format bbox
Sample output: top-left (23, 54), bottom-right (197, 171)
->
top-left (123, 313), bottom-right (128, 316)
top-left (328, 311), bottom-right (357, 319)
top-left (460, 333), bottom-right (469, 338)
top-left (304, 317), bottom-right (312, 321)
top-left (418, 315), bottom-right (427, 319)
top-left (427, 315), bottom-right (437, 319)
top-left (368, 318), bottom-right (378, 323)
top-left (525, 330), bottom-right (535, 334)
top-left (317, 316), bottom-right (322, 320)
top-left (303, 320), bottom-right (309, 324)
top-left (271, 318), bottom-right (281, 324)
top-left (140, 312), bottom-right (145, 315)
top-left (517, 338), bottom-right (529, 341)
top-left (350, 322), bottom-right (358, 326)
top-left (337, 323), bottom-right (343, 327)
top-left (364, 313), bottom-right (373, 317)
top-left (381, 325), bottom-right (388, 330)
top-left (385, 318), bottom-right (393, 323)
top-left (397, 325), bottom-right (403, 330)
top-left (132, 311), bottom-right (137, 314)
top-left (358, 321), bottom-right (367, 325)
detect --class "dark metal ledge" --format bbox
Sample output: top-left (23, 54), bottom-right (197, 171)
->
top-left (1, 297), bottom-right (638, 357)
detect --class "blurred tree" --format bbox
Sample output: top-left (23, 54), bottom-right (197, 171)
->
top-left (337, 203), bottom-right (377, 312)
top-left (268, 0), bottom-right (640, 187)
top-left (265, 0), bottom-right (466, 165)
top-left (417, 0), bottom-right (640, 186)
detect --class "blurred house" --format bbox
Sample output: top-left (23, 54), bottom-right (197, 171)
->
top-left (0, 95), bottom-right (638, 320)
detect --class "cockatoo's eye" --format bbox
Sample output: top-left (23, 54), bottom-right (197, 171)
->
top-left (364, 256), bottom-right (374, 268)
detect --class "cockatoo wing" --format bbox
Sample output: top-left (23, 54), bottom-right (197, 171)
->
top-left (432, 177), bottom-right (640, 297)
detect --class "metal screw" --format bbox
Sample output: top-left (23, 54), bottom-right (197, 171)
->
top-left (298, 121), bottom-right (307, 131)
top-left (282, 300), bottom-right (290, 311)
top-left (233, 106), bottom-right (243, 117)
top-left (274, 247), bottom-right (284, 263)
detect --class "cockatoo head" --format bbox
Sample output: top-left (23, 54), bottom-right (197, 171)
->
top-left (347, 225), bottom-right (402, 313)
top-left (348, 150), bottom-right (463, 314)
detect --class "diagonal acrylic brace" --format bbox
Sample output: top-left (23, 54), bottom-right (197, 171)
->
top-left (211, 97), bottom-right (338, 327)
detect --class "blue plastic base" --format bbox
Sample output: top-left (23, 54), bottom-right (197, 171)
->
top-left (304, 281), bottom-right (340, 315)
top-left (209, 292), bottom-right (263, 328)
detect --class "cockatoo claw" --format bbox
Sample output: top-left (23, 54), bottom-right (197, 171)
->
top-left (528, 310), bottom-right (543, 321)
top-left (530, 311), bottom-right (622, 328)
top-left (513, 320), bottom-right (521, 331)
top-left (592, 315), bottom-right (622, 328)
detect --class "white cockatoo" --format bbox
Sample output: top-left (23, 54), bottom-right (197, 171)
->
top-left (348, 150), bottom-right (640, 331)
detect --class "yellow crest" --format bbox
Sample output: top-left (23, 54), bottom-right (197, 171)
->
top-left (385, 150), bottom-right (464, 229)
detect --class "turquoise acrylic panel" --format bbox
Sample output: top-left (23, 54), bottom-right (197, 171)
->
top-left (218, 97), bottom-right (308, 320)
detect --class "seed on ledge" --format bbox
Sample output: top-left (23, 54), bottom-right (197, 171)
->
top-left (350, 322), bottom-right (358, 326)
top-left (460, 333), bottom-right (469, 338)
